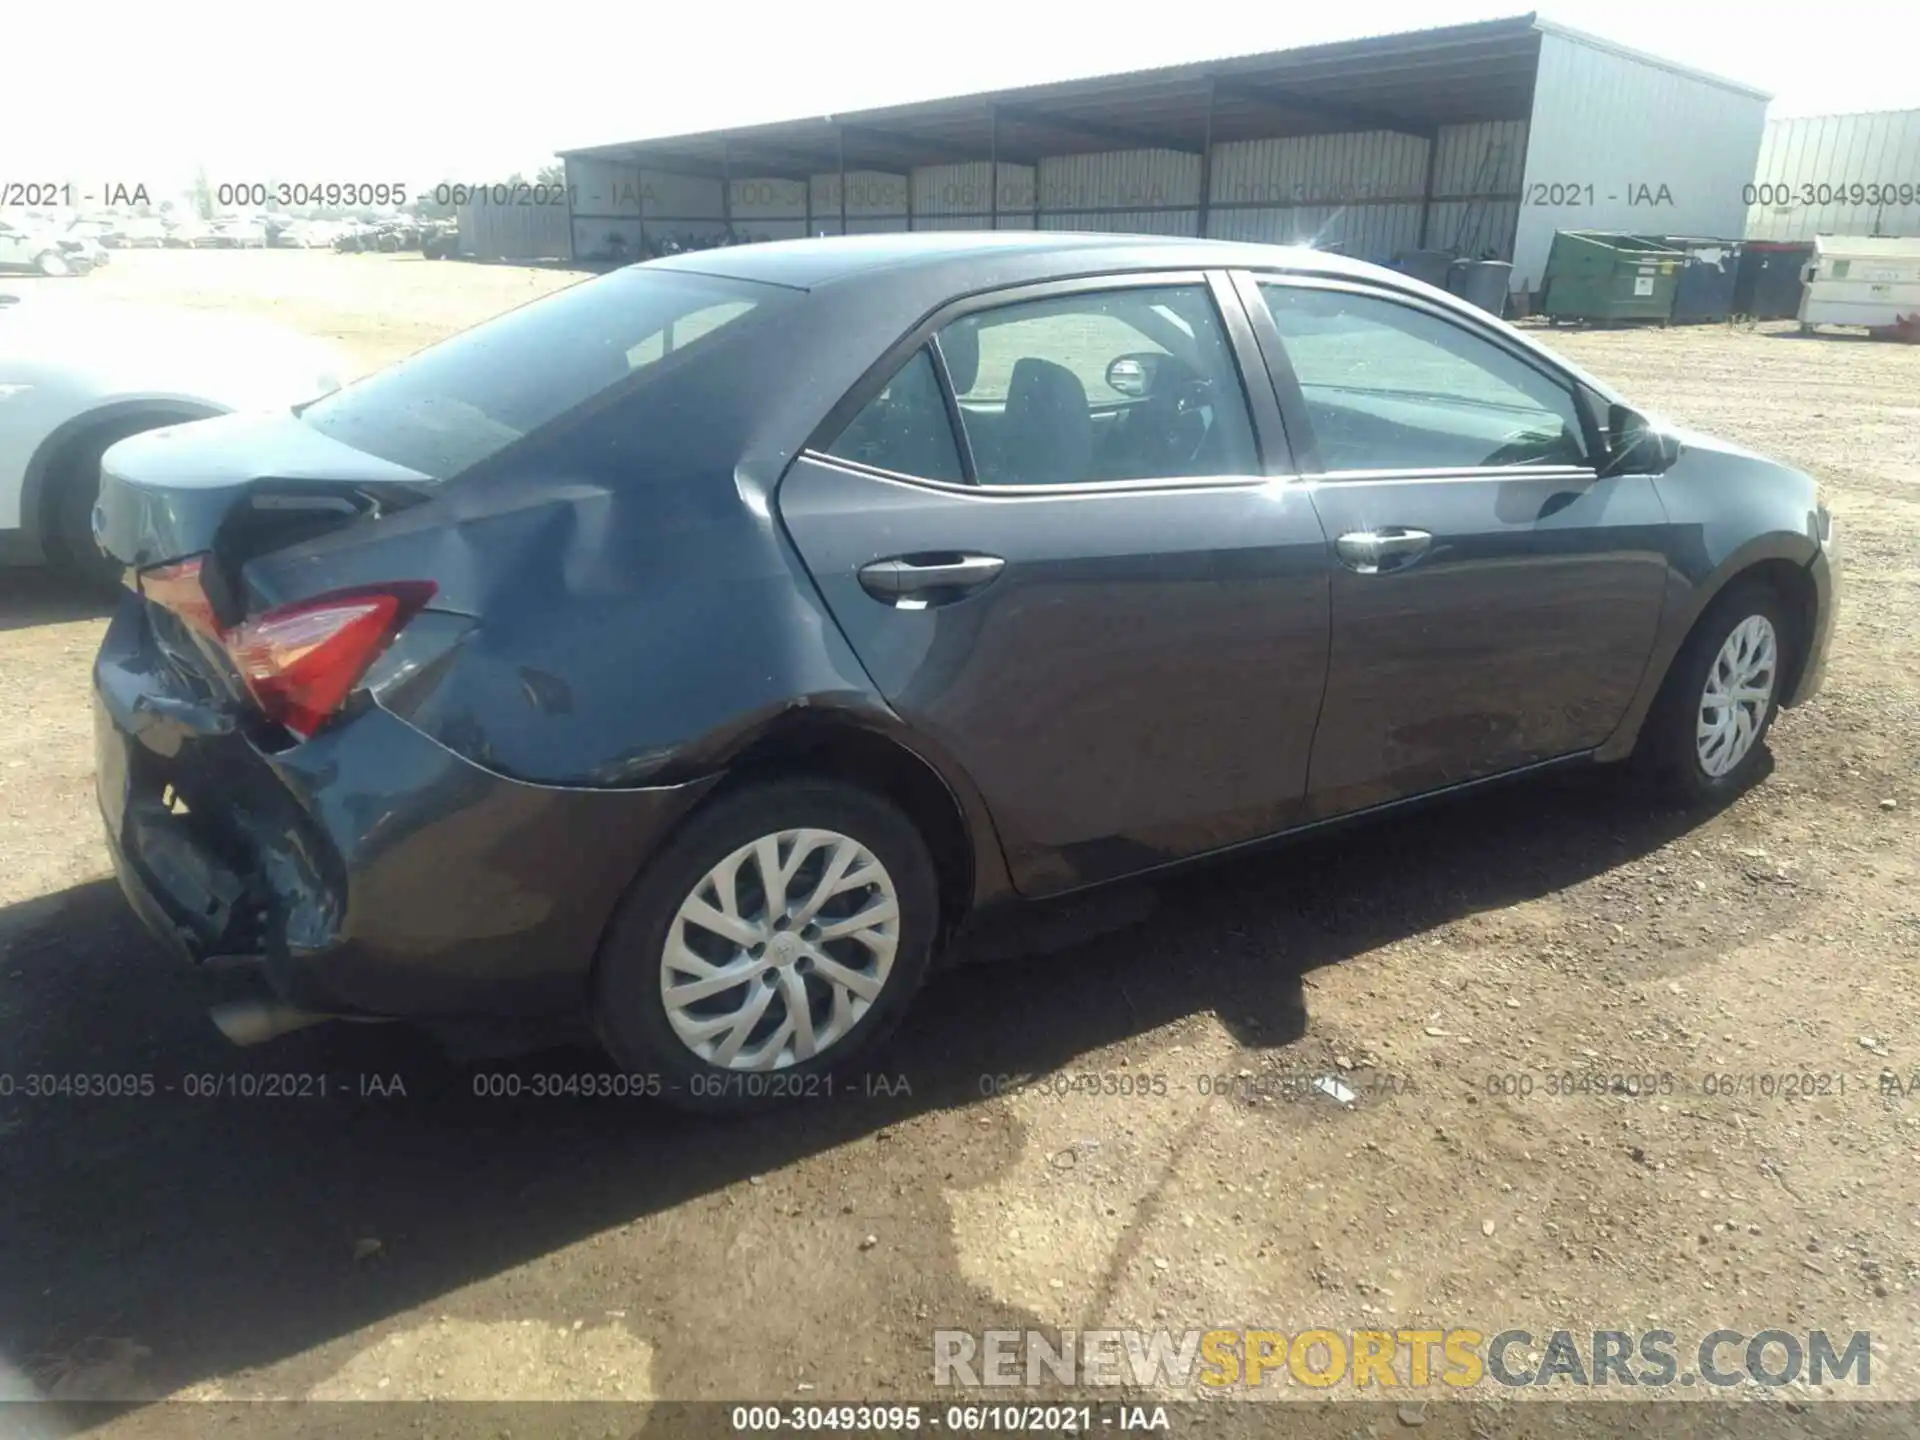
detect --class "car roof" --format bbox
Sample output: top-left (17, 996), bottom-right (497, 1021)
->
top-left (645, 230), bottom-right (1389, 292)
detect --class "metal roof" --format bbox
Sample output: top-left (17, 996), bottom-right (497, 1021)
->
top-left (560, 15), bottom-right (1553, 181)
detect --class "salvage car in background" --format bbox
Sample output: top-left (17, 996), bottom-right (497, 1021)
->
top-left (58, 226), bottom-right (112, 272)
top-left (162, 220), bottom-right (213, 248)
top-left (88, 233), bottom-right (1837, 1111)
top-left (0, 218), bottom-right (91, 276)
top-left (0, 288), bottom-right (347, 579)
top-left (117, 219), bottom-right (171, 248)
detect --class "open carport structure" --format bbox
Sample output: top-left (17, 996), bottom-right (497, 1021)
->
top-left (555, 13), bottom-right (1768, 297)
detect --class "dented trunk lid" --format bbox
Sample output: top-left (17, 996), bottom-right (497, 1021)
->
top-left (95, 410), bottom-right (438, 583)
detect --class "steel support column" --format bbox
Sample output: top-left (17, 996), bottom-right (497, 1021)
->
top-left (1197, 79), bottom-right (1216, 238)
top-left (989, 106), bottom-right (999, 231)
top-left (1416, 131), bottom-right (1439, 248)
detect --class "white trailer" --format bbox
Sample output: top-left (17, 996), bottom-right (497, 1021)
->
top-left (1798, 234), bottom-right (1920, 331)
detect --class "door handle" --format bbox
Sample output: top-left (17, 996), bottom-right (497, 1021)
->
top-left (858, 553), bottom-right (1006, 605)
top-left (1335, 528), bottom-right (1432, 575)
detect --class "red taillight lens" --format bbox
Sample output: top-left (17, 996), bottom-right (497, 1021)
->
top-left (141, 557), bottom-right (222, 639)
top-left (224, 583), bottom-right (435, 739)
top-left (141, 555), bottom-right (434, 738)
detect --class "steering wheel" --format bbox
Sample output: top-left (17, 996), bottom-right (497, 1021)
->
top-left (1126, 358), bottom-right (1214, 473)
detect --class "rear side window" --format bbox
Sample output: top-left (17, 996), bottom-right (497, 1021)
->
top-left (824, 348), bottom-right (964, 482)
top-left (940, 285), bottom-right (1258, 487)
top-left (299, 268), bottom-right (783, 477)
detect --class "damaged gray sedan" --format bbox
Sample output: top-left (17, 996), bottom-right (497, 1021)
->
top-left (91, 233), bottom-right (1837, 1111)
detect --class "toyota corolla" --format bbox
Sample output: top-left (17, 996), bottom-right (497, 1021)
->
top-left (90, 233), bottom-right (1837, 1110)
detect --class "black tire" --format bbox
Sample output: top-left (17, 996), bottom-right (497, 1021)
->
top-left (49, 420), bottom-right (164, 591)
top-left (1640, 579), bottom-right (1794, 807)
top-left (593, 779), bottom-right (939, 1115)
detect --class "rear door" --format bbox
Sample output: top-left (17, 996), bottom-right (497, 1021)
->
top-left (778, 272), bottom-right (1332, 897)
top-left (1237, 273), bottom-right (1669, 816)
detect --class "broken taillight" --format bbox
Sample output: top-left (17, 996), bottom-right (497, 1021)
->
top-left (143, 557), bottom-right (434, 740)
top-left (224, 584), bottom-right (436, 739)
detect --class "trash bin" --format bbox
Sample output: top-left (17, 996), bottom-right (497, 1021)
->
top-left (1539, 231), bottom-right (1687, 322)
top-left (1447, 259), bottom-right (1512, 317)
top-left (1393, 248), bottom-right (1455, 290)
top-left (1658, 237), bottom-right (1740, 323)
top-left (1733, 241), bottom-right (1814, 320)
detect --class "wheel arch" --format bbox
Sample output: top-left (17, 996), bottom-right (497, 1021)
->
top-left (1598, 533), bottom-right (1823, 762)
top-left (699, 711), bottom-right (1014, 939)
top-left (581, 706), bottom-right (1014, 1009)
top-left (24, 399), bottom-right (227, 560)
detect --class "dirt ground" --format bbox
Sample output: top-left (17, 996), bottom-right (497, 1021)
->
top-left (1, 251), bottom-right (1916, 1436)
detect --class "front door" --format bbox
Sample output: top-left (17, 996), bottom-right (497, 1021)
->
top-left (779, 275), bottom-right (1331, 896)
top-left (1242, 274), bottom-right (1670, 816)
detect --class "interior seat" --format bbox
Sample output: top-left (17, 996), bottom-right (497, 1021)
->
top-left (995, 357), bottom-right (1091, 485)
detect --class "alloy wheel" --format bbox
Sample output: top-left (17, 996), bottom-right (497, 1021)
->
top-left (659, 828), bottom-right (900, 1070)
top-left (1696, 614), bottom-right (1777, 778)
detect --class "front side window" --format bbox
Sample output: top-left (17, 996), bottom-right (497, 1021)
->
top-left (938, 285), bottom-right (1259, 487)
top-left (300, 268), bottom-right (783, 478)
top-left (1258, 282), bottom-right (1589, 474)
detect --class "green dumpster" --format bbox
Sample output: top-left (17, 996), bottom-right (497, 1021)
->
top-left (1539, 231), bottom-right (1687, 322)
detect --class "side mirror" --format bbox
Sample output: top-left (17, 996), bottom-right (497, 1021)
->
top-left (1106, 352), bottom-right (1163, 398)
top-left (1603, 402), bottom-right (1682, 476)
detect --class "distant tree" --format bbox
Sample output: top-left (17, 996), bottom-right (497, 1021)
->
top-left (190, 166), bottom-right (214, 220)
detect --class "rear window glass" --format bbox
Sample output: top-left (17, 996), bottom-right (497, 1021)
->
top-left (298, 268), bottom-right (782, 477)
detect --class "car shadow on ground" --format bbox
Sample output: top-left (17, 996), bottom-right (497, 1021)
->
top-left (0, 766), bottom-right (1723, 1413)
top-left (0, 570), bottom-right (114, 634)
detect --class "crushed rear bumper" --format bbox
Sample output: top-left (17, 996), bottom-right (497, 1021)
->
top-left (93, 595), bottom-right (716, 1019)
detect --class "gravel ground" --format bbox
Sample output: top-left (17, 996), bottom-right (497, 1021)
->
top-left (0, 252), bottom-right (1915, 1435)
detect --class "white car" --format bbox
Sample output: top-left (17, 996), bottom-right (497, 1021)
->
top-left (119, 219), bottom-right (170, 248)
top-left (0, 218), bottom-right (87, 276)
top-left (58, 226), bottom-right (112, 271)
top-left (0, 289), bottom-right (349, 581)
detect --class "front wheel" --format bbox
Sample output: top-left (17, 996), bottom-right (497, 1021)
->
top-left (35, 250), bottom-right (72, 277)
top-left (1642, 581), bottom-right (1793, 806)
top-left (593, 779), bottom-right (939, 1114)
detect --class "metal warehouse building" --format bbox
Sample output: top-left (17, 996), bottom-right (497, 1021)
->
top-left (1745, 108), bottom-right (1920, 242)
top-left (549, 13), bottom-right (1770, 296)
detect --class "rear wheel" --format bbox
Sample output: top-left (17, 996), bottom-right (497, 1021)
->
top-left (1641, 580), bottom-right (1793, 806)
top-left (593, 779), bottom-right (938, 1114)
top-left (35, 250), bottom-right (71, 277)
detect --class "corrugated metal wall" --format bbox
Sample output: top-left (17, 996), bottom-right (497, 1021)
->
top-left (456, 199), bottom-right (572, 261)
top-left (1513, 29), bottom-right (1767, 292)
top-left (911, 162), bottom-right (1039, 228)
top-left (558, 37), bottom-right (1764, 283)
top-left (1204, 121), bottom-right (1521, 261)
top-left (1209, 130), bottom-right (1422, 255)
top-left (1745, 110), bottom-right (1920, 242)
top-left (1033, 150), bottom-right (1200, 232)
top-left (563, 126), bottom-right (1527, 264)
top-left (1425, 119), bottom-right (1527, 261)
